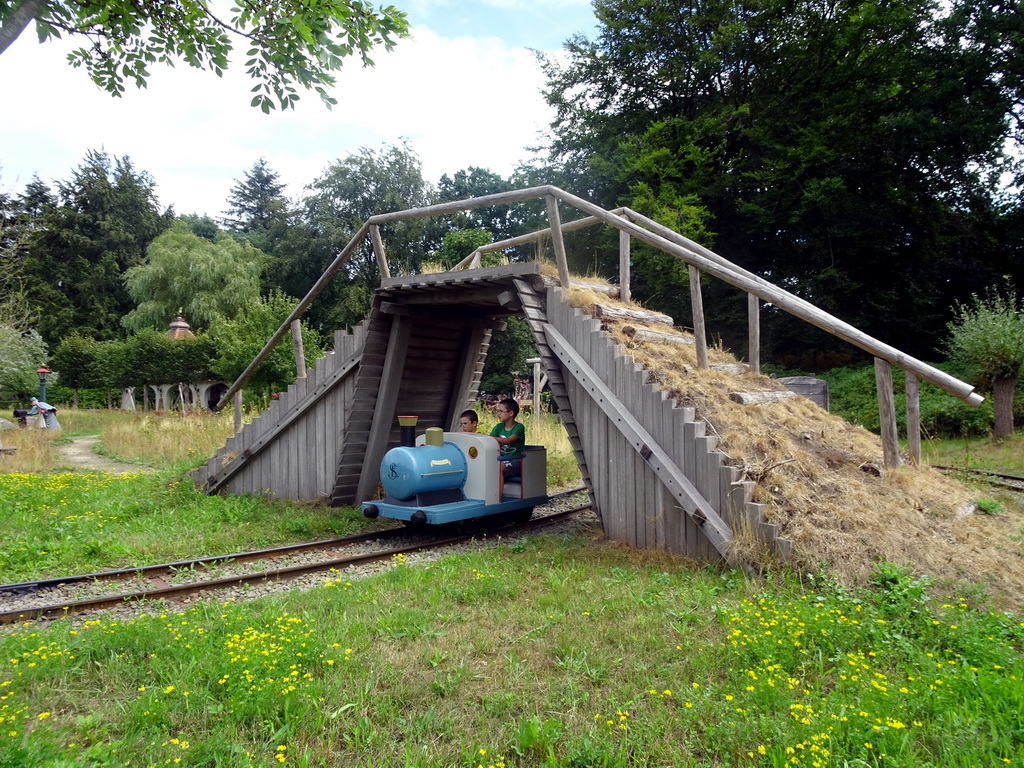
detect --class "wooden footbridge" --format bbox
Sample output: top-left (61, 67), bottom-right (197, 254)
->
top-left (190, 186), bottom-right (982, 564)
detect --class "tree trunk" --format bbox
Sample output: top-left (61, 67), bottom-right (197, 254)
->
top-left (0, 0), bottom-right (45, 56)
top-left (992, 375), bottom-right (1017, 438)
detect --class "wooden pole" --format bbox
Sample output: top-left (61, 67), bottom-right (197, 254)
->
top-left (369, 224), bottom-right (391, 280)
top-left (748, 293), bottom-right (760, 373)
top-left (874, 358), bottom-right (902, 469)
top-left (619, 229), bottom-right (631, 304)
top-left (689, 265), bottom-right (708, 369)
top-left (290, 319), bottom-right (306, 379)
top-left (546, 194), bottom-right (571, 288)
top-left (905, 371), bottom-right (921, 465)
top-left (233, 390), bottom-right (243, 433)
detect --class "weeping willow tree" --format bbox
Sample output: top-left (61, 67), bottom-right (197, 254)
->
top-left (122, 222), bottom-right (267, 331)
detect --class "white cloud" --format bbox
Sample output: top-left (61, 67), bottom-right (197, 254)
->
top-left (0, 18), bottom-right (565, 216)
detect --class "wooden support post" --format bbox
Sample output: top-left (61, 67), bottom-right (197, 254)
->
top-left (905, 371), bottom-right (921, 465)
top-left (446, 321), bottom-right (489, 430)
top-left (748, 293), bottom-right (760, 373)
top-left (874, 358), bottom-right (902, 469)
top-left (355, 316), bottom-right (413, 503)
top-left (233, 389), bottom-right (243, 433)
top-left (545, 194), bottom-right (571, 288)
top-left (291, 320), bottom-right (306, 379)
top-left (527, 356), bottom-right (543, 413)
top-left (689, 264), bottom-right (708, 369)
top-left (619, 229), bottom-right (631, 304)
top-left (369, 224), bottom-right (390, 280)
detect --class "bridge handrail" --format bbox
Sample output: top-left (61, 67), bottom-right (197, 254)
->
top-left (215, 185), bottom-right (981, 424)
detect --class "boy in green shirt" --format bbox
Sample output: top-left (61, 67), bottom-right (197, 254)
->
top-left (490, 398), bottom-right (525, 497)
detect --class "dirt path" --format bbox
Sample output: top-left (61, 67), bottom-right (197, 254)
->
top-left (57, 436), bottom-right (153, 474)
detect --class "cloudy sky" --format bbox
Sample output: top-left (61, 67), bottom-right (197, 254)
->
top-left (0, 0), bottom-right (597, 217)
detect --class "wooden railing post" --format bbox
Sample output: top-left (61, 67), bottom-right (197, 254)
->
top-left (689, 265), bottom-right (708, 368)
top-left (233, 389), bottom-right (243, 433)
top-left (905, 371), bottom-right (921, 465)
top-left (545, 194), bottom-right (571, 288)
top-left (369, 224), bottom-right (390, 279)
top-left (748, 293), bottom-right (760, 374)
top-left (290, 320), bottom-right (306, 379)
top-left (619, 230), bottom-right (631, 304)
top-left (874, 358), bottom-right (902, 469)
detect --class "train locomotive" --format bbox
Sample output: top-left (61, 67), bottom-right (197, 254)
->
top-left (361, 416), bottom-right (547, 529)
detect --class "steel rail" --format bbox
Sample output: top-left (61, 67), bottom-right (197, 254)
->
top-left (0, 487), bottom-right (589, 599)
top-left (0, 504), bottom-right (590, 625)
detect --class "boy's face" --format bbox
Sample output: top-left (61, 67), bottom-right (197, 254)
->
top-left (495, 406), bottom-right (514, 424)
top-left (459, 416), bottom-right (478, 432)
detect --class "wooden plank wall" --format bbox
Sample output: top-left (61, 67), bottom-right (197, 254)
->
top-left (545, 287), bottom-right (790, 559)
top-left (190, 322), bottom-right (368, 502)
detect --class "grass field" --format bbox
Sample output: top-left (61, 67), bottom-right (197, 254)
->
top-left (0, 412), bottom-right (1022, 766)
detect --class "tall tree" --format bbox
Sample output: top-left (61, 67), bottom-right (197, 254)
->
top-left (289, 142), bottom-right (439, 329)
top-left (540, 0), bottom-right (1021, 362)
top-left (122, 222), bottom-right (266, 332)
top-left (222, 158), bottom-right (290, 247)
top-left (21, 150), bottom-right (174, 345)
top-left (223, 158), bottom-right (294, 298)
top-left (0, 0), bottom-right (409, 111)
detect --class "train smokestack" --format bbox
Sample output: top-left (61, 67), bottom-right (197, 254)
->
top-left (398, 415), bottom-right (418, 447)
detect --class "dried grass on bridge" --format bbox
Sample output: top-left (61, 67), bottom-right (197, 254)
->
top-left (565, 282), bottom-right (1023, 609)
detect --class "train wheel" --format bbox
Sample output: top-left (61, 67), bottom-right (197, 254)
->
top-left (456, 517), bottom-right (482, 536)
top-left (512, 507), bottom-right (534, 525)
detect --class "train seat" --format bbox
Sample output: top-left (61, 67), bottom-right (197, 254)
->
top-left (502, 445), bottom-right (546, 500)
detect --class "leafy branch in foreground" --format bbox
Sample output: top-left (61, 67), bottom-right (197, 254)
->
top-left (0, 0), bottom-right (410, 111)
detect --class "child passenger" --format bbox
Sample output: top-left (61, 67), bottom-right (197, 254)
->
top-left (458, 409), bottom-right (479, 432)
top-left (491, 398), bottom-right (524, 497)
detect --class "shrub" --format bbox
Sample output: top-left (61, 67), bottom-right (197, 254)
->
top-left (818, 362), bottom-right (1001, 438)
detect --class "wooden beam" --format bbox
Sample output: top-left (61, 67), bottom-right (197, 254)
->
top-left (369, 224), bottom-right (390, 280)
top-left (689, 265), bottom-right (708, 369)
top-left (622, 325), bottom-right (694, 346)
top-left (546, 194), bottom-right (571, 288)
top-left (542, 322), bottom-right (733, 560)
top-left (619, 229), bottom-right (631, 304)
top-left (355, 316), bottom-right (413, 502)
top-left (594, 304), bottom-right (673, 327)
top-left (728, 390), bottom-right (797, 405)
top-left (571, 281), bottom-right (620, 298)
top-left (748, 293), bottom-right (760, 374)
top-left (291, 319), bottom-right (306, 379)
top-left (874, 357), bottom-right (902, 469)
top-left (905, 371), bottom-right (921, 465)
top-left (368, 186), bottom-right (554, 225)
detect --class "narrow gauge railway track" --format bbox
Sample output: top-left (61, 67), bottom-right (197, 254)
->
top-left (0, 490), bottom-right (590, 625)
top-left (932, 465), bottom-right (1024, 493)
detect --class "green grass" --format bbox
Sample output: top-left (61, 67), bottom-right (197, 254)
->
top-left (2, 411), bottom-right (1022, 766)
top-left (1, 536), bottom-right (1021, 767)
top-left (919, 433), bottom-right (1024, 475)
top-left (0, 472), bottom-right (382, 583)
